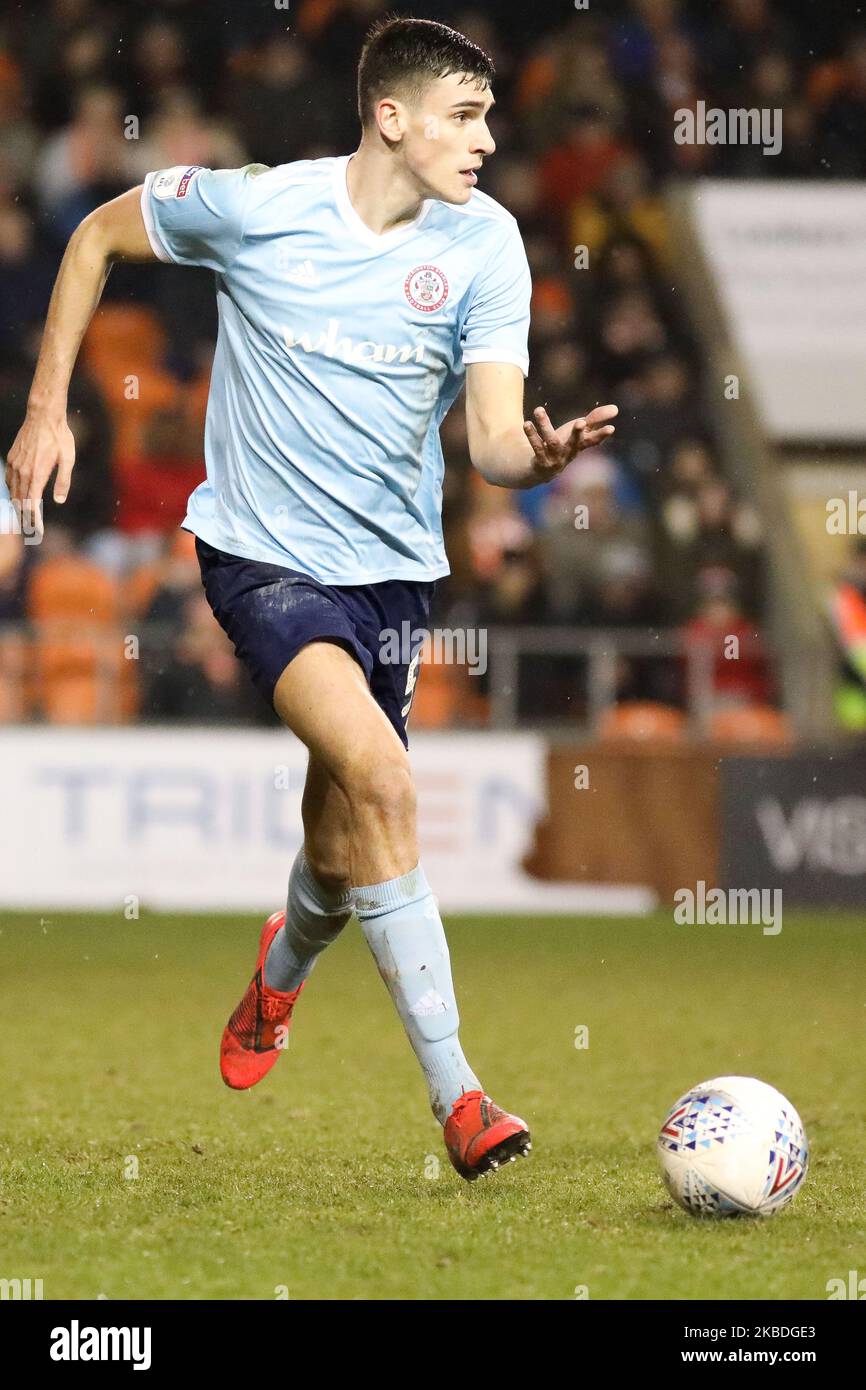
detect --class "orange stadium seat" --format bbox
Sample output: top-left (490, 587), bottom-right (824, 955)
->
top-left (83, 305), bottom-right (182, 460)
top-left (708, 706), bottom-right (793, 745)
top-left (26, 558), bottom-right (130, 723)
top-left (0, 631), bottom-right (31, 721)
top-left (27, 556), bottom-right (119, 625)
top-left (598, 701), bottom-right (688, 742)
top-left (33, 632), bottom-right (128, 724)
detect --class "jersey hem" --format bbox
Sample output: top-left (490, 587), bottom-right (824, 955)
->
top-left (182, 522), bottom-right (451, 586)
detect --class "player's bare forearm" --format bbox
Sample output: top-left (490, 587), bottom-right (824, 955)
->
top-left (4, 226), bottom-right (110, 518)
top-left (26, 225), bottom-right (113, 419)
top-left (6, 186), bottom-right (156, 514)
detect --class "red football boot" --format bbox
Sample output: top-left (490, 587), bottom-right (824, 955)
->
top-left (444, 1089), bottom-right (532, 1181)
top-left (220, 911), bottom-right (306, 1090)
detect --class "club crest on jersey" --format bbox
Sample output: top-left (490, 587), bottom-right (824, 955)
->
top-left (404, 265), bottom-right (448, 314)
top-left (152, 166), bottom-right (201, 199)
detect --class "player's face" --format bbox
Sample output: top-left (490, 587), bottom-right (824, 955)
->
top-left (404, 72), bottom-right (496, 204)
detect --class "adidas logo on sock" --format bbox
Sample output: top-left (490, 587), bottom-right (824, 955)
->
top-left (409, 988), bottom-right (448, 1017)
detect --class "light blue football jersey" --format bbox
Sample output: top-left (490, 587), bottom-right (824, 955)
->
top-left (140, 156), bottom-right (531, 584)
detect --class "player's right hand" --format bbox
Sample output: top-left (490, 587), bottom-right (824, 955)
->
top-left (5, 407), bottom-right (76, 538)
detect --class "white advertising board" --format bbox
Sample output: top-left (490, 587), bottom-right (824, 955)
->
top-left (0, 729), bottom-right (652, 915)
top-left (693, 182), bottom-right (866, 442)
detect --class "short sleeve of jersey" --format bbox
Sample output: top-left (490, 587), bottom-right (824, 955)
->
top-left (140, 165), bottom-right (254, 273)
top-left (460, 218), bottom-right (532, 378)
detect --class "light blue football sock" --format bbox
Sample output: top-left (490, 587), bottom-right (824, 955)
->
top-left (264, 847), bottom-right (355, 993)
top-left (353, 862), bottom-right (482, 1125)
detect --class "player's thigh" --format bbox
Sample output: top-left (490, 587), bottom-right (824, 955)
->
top-left (273, 640), bottom-right (414, 810)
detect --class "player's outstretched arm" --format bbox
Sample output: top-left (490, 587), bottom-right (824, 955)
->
top-left (5, 186), bottom-right (158, 528)
top-left (465, 361), bottom-right (618, 490)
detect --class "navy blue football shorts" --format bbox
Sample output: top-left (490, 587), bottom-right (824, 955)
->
top-left (194, 535), bottom-right (436, 747)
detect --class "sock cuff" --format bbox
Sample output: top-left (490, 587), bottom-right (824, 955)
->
top-left (351, 862), bottom-right (432, 918)
top-left (296, 847), bottom-right (356, 912)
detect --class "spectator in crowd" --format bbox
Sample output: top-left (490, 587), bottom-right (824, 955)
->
top-left (128, 86), bottom-right (248, 184)
top-left (539, 106), bottom-right (631, 238)
top-left (116, 405), bottom-right (204, 542)
top-left (225, 35), bottom-right (346, 167)
top-left (137, 530), bottom-right (272, 722)
top-left (142, 589), bottom-right (266, 723)
top-left (0, 51), bottom-right (39, 195)
top-left (34, 85), bottom-right (133, 243)
top-left (0, 206), bottom-right (54, 361)
top-left (681, 568), bottom-right (773, 711)
top-left (536, 452), bottom-right (653, 625)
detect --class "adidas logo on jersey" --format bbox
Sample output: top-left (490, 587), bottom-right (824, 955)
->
top-left (284, 259), bottom-right (318, 287)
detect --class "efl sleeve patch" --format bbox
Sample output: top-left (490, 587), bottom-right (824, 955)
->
top-left (151, 166), bottom-right (202, 200)
top-left (142, 166), bottom-right (251, 272)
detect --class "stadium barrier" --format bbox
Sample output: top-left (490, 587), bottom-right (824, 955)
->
top-left (0, 620), bottom-right (791, 734)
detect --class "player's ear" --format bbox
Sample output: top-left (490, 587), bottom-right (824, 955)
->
top-left (374, 98), bottom-right (404, 142)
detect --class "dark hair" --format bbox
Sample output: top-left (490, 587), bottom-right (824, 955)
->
top-left (357, 15), bottom-right (495, 129)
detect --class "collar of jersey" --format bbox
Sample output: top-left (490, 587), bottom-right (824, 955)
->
top-left (333, 154), bottom-right (433, 250)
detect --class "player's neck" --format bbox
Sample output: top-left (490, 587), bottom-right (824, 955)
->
top-left (345, 145), bottom-right (427, 237)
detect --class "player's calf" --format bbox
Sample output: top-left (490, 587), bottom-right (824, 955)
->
top-left (337, 749), bottom-right (418, 885)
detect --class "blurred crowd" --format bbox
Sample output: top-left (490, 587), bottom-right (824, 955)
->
top-left (0, 0), bottom-right (863, 726)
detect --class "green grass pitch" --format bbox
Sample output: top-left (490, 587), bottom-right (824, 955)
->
top-left (0, 909), bottom-right (863, 1300)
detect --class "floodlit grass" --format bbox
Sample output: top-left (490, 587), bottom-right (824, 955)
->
top-left (0, 910), bottom-right (863, 1300)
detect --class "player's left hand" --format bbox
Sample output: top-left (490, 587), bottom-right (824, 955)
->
top-left (523, 403), bottom-right (618, 480)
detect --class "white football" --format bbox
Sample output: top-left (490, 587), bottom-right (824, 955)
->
top-left (657, 1075), bottom-right (809, 1217)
